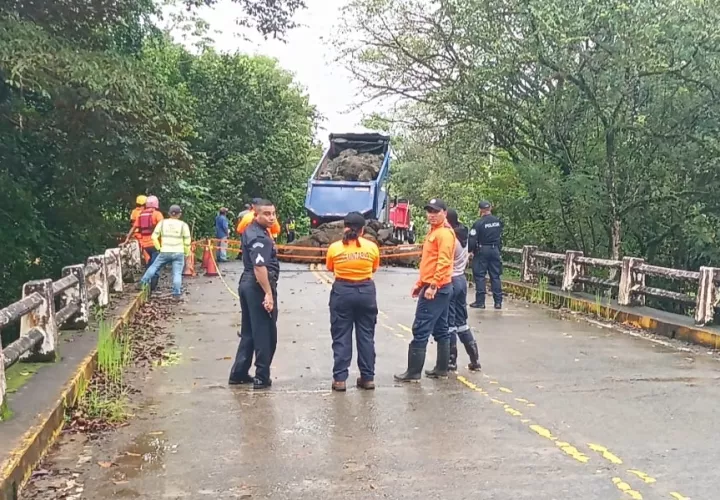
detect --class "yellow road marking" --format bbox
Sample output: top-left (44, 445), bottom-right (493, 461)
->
top-left (499, 387), bottom-right (513, 393)
top-left (379, 311), bottom-right (388, 318)
top-left (670, 493), bottom-right (689, 500)
top-left (504, 406), bottom-right (522, 417)
top-left (394, 333), bottom-right (404, 339)
top-left (490, 398), bottom-right (506, 405)
top-left (515, 398), bottom-right (529, 403)
top-left (529, 424), bottom-right (556, 441)
top-left (588, 443), bottom-right (623, 465)
top-left (397, 324), bottom-right (412, 333)
top-left (627, 470), bottom-right (656, 484)
top-left (489, 380), bottom-right (499, 384)
top-left (612, 477), bottom-right (643, 499)
top-left (382, 322), bottom-right (396, 331)
top-left (556, 441), bottom-right (590, 463)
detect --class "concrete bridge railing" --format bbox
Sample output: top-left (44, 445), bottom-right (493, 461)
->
top-left (501, 246), bottom-right (720, 326)
top-left (0, 241), bottom-right (143, 420)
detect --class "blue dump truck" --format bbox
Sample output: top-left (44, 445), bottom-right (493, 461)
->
top-left (305, 133), bottom-right (391, 228)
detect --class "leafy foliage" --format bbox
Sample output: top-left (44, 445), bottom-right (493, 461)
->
top-left (0, 0), bottom-right (314, 344)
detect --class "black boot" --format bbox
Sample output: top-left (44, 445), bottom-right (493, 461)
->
top-left (425, 340), bottom-right (450, 379)
top-left (463, 340), bottom-right (482, 371)
top-left (394, 347), bottom-right (426, 382)
top-left (448, 342), bottom-right (458, 372)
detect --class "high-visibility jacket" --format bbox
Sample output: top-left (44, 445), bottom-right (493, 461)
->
top-left (236, 210), bottom-right (281, 238)
top-left (132, 208), bottom-right (164, 248)
top-left (415, 224), bottom-right (455, 288)
top-left (130, 206), bottom-right (144, 240)
top-left (152, 218), bottom-right (191, 256)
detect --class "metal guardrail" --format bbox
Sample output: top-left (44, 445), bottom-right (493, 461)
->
top-left (0, 243), bottom-right (142, 419)
top-left (501, 246), bottom-right (720, 327)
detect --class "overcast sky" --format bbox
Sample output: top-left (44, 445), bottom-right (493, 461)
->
top-left (176, 0), bottom-right (376, 143)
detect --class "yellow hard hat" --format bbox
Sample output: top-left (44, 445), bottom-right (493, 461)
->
top-left (136, 195), bottom-right (147, 205)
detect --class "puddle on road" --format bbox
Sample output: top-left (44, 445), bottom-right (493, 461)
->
top-left (99, 431), bottom-right (172, 498)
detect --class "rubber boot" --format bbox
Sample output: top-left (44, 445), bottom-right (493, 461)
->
top-left (463, 340), bottom-right (482, 371)
top-left (394, 347), bottom-right (426, 382)
top-left (425, 340), bottom-right (450, 379)
top-left (448, 341), bottom-right (458, 372)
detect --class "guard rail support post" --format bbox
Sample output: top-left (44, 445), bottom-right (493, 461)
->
top-left (695, 267), bottom-right (720, 326)
top-left (121, 240), bottom-right (142, 282)
top-left (618, 257), bottom-right (645, 306)
top-left (0, 343), bottom-right (6, 419)
top-left (19, 279), bottom-right (57, 362)
top-left (105, 248), bottom-right (123, 293)
top-left (521, 245), bottom-right (537, 282)
top-left (87, 255), bottom-right (109, 307)
top-left (562, 250), bottom-right (584, 292)
top-left (60, 264), bottom-right (88, 330)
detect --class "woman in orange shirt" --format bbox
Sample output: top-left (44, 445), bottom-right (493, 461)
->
top-left (325, 212), bottom-right (380, 392)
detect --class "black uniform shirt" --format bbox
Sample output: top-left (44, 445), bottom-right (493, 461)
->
top-left (242, 220), bottom-right (280, 278)
top-left (468, 215), bottom-right (504, 250)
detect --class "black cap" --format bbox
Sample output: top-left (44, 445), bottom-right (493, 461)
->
top-left (424, 198), bottom-right (447, 211)
top-left (344, 211), bottom-right (366, 227)
top-left (251, 197), bottom-right (262, 205)
top-left (169, 204), bottom-right (182, 215)
top-left (447, 208), bottom-right (459, 227)
top-left (479, 200), bottom-right (492, 209)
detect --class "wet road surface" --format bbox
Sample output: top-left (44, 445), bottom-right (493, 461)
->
top-left (36, 263), bottom-right (720, 499)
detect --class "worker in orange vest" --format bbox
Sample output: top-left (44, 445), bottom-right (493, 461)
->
top-left (124, 195), bottom-right (164, 290)
top-left (236, 198), bottom-right (281, 239)
top-left (130, 195), bottom-right (147, 241)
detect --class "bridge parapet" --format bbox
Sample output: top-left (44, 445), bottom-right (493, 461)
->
top-left (501, 246), bottom-right (720, 327)
top-left (0, 240), bottom-right (142, 420)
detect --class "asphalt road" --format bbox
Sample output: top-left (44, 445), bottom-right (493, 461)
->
top-left (29, 262), bottom-right (720, 499)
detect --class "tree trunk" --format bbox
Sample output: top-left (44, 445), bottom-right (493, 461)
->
top-left (605, 128), bottom-right (622, 280)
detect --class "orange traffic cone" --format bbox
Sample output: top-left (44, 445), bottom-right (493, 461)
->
top-left (205, 242), bottom-right (219, 277)
top-left (183, 247), bottom-right (196, 277)
top-left (201, 241), bottom-right (210, 269)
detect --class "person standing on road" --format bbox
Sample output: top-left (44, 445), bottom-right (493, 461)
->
top-left (215, 207), bottom-right (230, 263)
top-left (139, 204), bottom-right (191, 301)
top-left (446, 209), bottom-right (481, 372)
top-left (395, 199), bottom-right (455, 382)
top-left (229, 199), bottom-right (280, 390)
top-left (124, 195), bottom-right (163, 290)
top-left (236, 197), bottom-right (282, 239)
top-left (468, 200), bottom-right (504, 309)
top-left (285, 216), bottom-right (296, 243)
top-left (325, 212), bottom-right (380, 392)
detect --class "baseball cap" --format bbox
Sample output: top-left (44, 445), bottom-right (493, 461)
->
top-left (344, 211), bottom-right (366, 227)
top-left (424, 198), bottom-right (447, 212)
top-left (478, 200), bottom-right (492, 209)
top-left (169, 204), bottom-right (182, 215)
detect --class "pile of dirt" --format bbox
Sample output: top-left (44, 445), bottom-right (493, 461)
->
top-left (279, 220), bottom-right (420, 266)
top-left (316, 149), bottom-right (383, 181)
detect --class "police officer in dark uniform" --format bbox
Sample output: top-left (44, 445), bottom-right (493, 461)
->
top-left (229, 199), bottom-right (280, 390)
top-left (468, 200), bottom-right (504, 309)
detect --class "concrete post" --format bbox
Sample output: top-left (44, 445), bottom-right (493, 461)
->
top-left (562, 250), bottom-right (584, 292)
top-left (19, 279), bottom-right (58, 362)
top-left (120, 240), bottom-right (142, 282)
top-left (521, 245), bottom-right (538, 282)
top-left (695, 267), bottom-right (720, 326)
top-left (105, 248), bottom-right (123, 293)
top-left (0, 344), bottom-right (6, 420)
top-left (59, 264), bottom-right (88, 330)
top-left (87, 255), bottom-right (109, 307)
top-left (618, 257), bottom-right (645, 306)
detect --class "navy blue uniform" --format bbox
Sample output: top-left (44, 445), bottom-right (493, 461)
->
top-left (229, 221), bottom-right (280, 385)
top-left (468, 214), bottom-right (504, 307)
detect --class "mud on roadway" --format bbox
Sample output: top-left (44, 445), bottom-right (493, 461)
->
top-left (20, 262), bottom-right (720, 499)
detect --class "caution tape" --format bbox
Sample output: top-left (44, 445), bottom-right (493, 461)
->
top-left (204, 240), bottom-right (240, 300)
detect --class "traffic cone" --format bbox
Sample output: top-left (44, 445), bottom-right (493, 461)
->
top-left (201, 241), bottom-right (210, 269)
top-left (205, 242), bottom-right (219, 277)
top-left (183, 247), bottom-right (196, 277)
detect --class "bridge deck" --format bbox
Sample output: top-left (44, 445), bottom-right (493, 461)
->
top-left (21, 262), bottom-right (720, 499)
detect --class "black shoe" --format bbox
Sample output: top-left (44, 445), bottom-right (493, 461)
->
top-left (494, 303), bottom-right (502, 310)
top-left (425, 340), bottom-right (450, 379)
top-left (469, 302), bottom-right (485, 309)
top-left (394, 347), bottom-right (426, 382)
top-left (448, 342), bottom-right (458, 372)
top-left (228, 375), bottom-right (254, 385)
top-left (463, 340), bottom-right (482, 371)
top-left (253, 377), bottom-right (272, 390)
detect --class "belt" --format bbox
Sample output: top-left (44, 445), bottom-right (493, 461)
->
top-left (334, 277), bottom-right (372, 284)
top-left (478, 244), bottom-right (499, 247)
